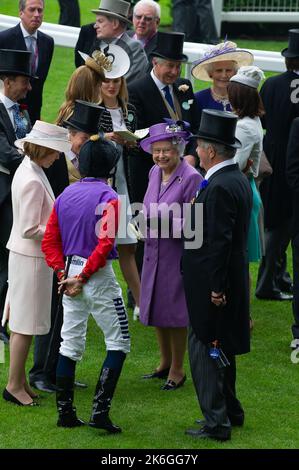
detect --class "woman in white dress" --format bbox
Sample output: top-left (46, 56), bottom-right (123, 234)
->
top-left (3, 121), bottom-right (71, 406)
top-left (98, 52), bottom-right (141, 319)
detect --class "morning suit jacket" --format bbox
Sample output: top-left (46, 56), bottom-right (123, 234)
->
top-left (259, 71), bottom-right (299, 230)
top-left (0, 23), bottom-right (54, 124)
top-left (0, 101), bottom-right (31, 245)
top-left (74, 23), bottom-right (148, 84)
top-left (182, 165), bottom-right (252, 355)
top-left (127, 30), bottom-right (158, 71)
top-left (128, 74), bottom-right (200, 203)
top-left (286, 117), bottom-right (299, 237)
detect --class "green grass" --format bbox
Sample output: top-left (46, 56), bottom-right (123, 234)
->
top-left (1, 2), bottom-right (297, 451)
top-left (1, 258), bottom-right (298, 449)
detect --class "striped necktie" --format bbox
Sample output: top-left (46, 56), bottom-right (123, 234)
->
top-left (27, 36), bottom-right (38, 74)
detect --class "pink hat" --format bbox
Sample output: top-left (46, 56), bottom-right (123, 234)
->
top-left (140, 120), bottom-right (191, 154)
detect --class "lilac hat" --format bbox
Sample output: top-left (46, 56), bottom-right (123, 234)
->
top-left (140, 120), bottom-right (191, 154)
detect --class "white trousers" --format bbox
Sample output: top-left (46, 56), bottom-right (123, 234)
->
top-left (60, 256), bottom-right (130, 362)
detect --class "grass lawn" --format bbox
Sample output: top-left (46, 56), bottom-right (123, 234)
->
top-left (0, 2), bottom-right (297, 451)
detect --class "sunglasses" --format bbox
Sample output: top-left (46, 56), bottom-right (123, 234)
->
top-left (133, 14), bottom-right (157, 22)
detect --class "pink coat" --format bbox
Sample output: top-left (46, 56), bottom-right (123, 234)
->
top-left (140, 159), bottom-right (202, 327)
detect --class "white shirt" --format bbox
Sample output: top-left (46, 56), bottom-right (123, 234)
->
top-left (151, 68), bottom-right (175, 102)
top-left (0, 92), bottom-right (18, 128)
top-left (205, 158), bottom-right (236, 180)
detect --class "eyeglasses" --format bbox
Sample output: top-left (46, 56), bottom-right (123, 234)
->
top-left (152, 147), bottom-right (174, 156)
top-left (134, 14), bottom-right (156, 22)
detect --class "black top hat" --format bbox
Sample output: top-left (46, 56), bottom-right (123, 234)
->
top-left (79, 135), bottom-right (120, 178)
top-left (192, 109), bottom-right (241, 149)
top-left (64, 100), bottom-right (105, 134)
top-left (281, 29), bottom-right (299, 58)
top-left (0, 49), bottom-right (36, 78)
top-left (150, 32), bottom-right (188, 62)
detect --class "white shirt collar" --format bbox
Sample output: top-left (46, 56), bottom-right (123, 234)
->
top-left (205, 158), bottom-right (235, 180)
top-left (0, 92), bottom-right (17, 109)
top-left (150, 68), bottom-right (173, 93)
top-left (20, 21), bottom-right (38, 39)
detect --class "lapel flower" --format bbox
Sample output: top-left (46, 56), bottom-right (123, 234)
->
top-left (19, 103), bottom-right (28, 111)
top-left (200, 179), bottom-right (209, 190)
top-left (178, 84), bottom-right (189, 93)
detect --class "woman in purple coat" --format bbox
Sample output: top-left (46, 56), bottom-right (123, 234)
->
top-left (139, 121), bottom-right (202, 390)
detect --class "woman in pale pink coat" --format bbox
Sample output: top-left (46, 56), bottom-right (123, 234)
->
top-left (3, 121), bottom-right (71, 406)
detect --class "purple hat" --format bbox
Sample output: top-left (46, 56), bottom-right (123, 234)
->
top-left (140, 120), bottom-right (191, 154)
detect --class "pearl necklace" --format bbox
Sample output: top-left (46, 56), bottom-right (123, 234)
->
top-left (211, 88), bottom-right (230, 107)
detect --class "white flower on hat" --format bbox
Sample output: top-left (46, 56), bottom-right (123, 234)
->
top-left (230, 65), bottom-right (265, 89)
top-left (178, 84), bottom-right (190, 93)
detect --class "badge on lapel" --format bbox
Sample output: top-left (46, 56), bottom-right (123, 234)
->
top-left (182, 99), bottom-right (194, 110)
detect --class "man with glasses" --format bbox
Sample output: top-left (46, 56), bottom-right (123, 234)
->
top-left (128, 0), bottom-right (160, 61)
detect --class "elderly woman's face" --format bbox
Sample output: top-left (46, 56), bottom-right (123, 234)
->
top-left (152, 140), bottom-right (180, 173)
top-left (209, 60), bottom-right (237, 91)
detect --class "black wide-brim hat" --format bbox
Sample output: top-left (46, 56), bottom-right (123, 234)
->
top-left (150, 32), bottom-right (188, 62)
top-left (191, 109), bottom-right (241, 149)
top-left (64, 100), bottom-right (105, 134)
top-left (0, 49), bottom-right (37, 79)
top-left (281, 29), bottom-right (299, 58)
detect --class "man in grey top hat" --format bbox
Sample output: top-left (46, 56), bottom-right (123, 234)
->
top-left (0, 49), bottom-right (32, 345)
top-left (75, 0), bottom-right (148, 84)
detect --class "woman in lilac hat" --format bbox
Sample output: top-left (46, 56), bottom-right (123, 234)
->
top-left (139, 121), bottom-right (202, 390)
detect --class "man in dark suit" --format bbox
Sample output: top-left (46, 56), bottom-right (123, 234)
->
top-left (0, 0), bottom-right (54, 125)
top-left (182, 110), bottom-right (252, 441)
top-left (0, 49), bottom-right (32, 344)
top-left (128, 31), bottom-right (200, 205)
top-left (74, 0), bottom-right (148, 84)
top-left (127, 0), bottom-right (159, 62)
top-left (255, 30), bottom-right (299, 301)
top-left (286, 118), bottom-right (299, 349)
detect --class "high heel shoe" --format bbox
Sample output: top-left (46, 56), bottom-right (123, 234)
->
top-left (3, 388), bottom-right (39, 406)
top-left (161, 375), bottom-right (186, 390)
top-left (133, 306), bottom-right (140, 321)
top-left (142, 367), bottom-right (170, 379)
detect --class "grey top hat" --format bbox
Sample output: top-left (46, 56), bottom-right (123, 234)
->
top-left (91, 0), bottom-right (132, 25)
top-left (281, 29), bottom-right (299, 58)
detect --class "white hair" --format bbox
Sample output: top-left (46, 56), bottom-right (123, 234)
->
top-left (205, 61), bottom-right (238, 77)
top-left (151, 137), bottom-right (186, 157)
top-left (198, 140), bottom-right (236, 159)
top-left (133, 0), bottom-right (161, 18)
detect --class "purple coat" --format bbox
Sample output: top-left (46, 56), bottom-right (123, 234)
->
top-left (140, 159), bottom-right (202, 327)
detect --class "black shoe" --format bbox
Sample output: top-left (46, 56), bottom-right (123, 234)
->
top-left (256, 291), bottom-right (293, 301)
top-left (196, 414), bottom-right (244, 427)
top-left (161, 375), bottom-right (186, 390)
top-left (30, 380), bottom-right (57, 393)
top-left (3, 388), bottom-right (39, 406)
top-left (57, 410), bottom-right (85, 427)
top-left (89, 416), bottom-right (122, 434)
top-left (74, 381), bottom-right (88, 389)
top-left (185, 425), bottom-right (231, 441)
top-left (142, 367), bottom-right (170, 379)
top-left (0, 331), bottom-right (10, 345)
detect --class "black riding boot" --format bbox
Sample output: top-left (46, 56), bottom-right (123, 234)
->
top-left (89, 367), bottom-right (122, 434)
top-left (56, 376), bottom-right (85, 427)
